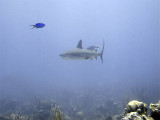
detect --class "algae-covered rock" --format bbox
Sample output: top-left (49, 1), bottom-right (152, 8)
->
top-left (125, 100), bottom-right (148, 115)
top-left (122, 112), bottom-right (143, 120)
top-left (149, 100), bottom-right (160, 120)
top-left (122, 100), bottom-right (154, 120)
top-left (122, 112), bottom-right (153, 120)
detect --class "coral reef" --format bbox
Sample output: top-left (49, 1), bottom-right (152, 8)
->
top-left (124, 100), bottom-right (148, 115)
top-left (10, 108), bottom-right (29, 120)
top-left (51, 104), bottom-right (62, 120)
top-left (0, 97), bottom-right (122, 120)
top-left (0, 115), bottom-right (10, 120)
top-left (122, 100), bottom-right (153, 120)
top-left (0, 99), bottom-right (18, 115)
top-left (0, 95), bottom-right (159, 120)
top-left (122, 112), bottom-right (153, 120)
top-left (149, 100), bottom-right (160, 120)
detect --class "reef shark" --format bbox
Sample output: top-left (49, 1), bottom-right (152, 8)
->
top-left (59, 40), bottom-right (104, 63)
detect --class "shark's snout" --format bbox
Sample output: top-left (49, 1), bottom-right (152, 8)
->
top-left (59, 53), bottom-right (67, 57)
top-left (59, 53), bottom-right (64, 57)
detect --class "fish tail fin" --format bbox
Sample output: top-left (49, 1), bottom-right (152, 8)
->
top-left (30, 25), bottom-right (35, 29)
top-left (100, 40), bottom-right (104, 63)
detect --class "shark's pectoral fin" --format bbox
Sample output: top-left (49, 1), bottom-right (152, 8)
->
top-left (85, 57), bottom-right (90, 60)
top-left (95, 57), bottom-right (97, 60)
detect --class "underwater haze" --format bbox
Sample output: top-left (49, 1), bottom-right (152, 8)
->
top-left (0, 0), bottom-right (160, 119)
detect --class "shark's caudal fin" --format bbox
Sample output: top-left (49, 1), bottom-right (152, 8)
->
top-left (77, 40), bottom-right (82, 49)
top-left (100, 40), bottom-right (105, 63)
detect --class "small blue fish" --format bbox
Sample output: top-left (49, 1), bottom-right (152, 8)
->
top-left (31, 23), bottom-right (45, 29)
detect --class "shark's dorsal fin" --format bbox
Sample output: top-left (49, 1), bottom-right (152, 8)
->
top-left (77, 40), bottom-right (82, 49)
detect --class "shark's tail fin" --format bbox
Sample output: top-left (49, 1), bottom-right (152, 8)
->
top-left (100, 40), bottom-right (104, 63)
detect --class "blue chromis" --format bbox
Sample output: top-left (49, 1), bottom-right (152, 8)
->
top-left (31, 23), bottom-right (45, 29)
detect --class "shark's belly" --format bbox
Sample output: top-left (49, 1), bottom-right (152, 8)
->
top-left (69, 52), bottom-right (97, 60)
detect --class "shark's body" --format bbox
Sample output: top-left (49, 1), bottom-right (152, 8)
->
top-left (60, 40), bottom-right (104, 63)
